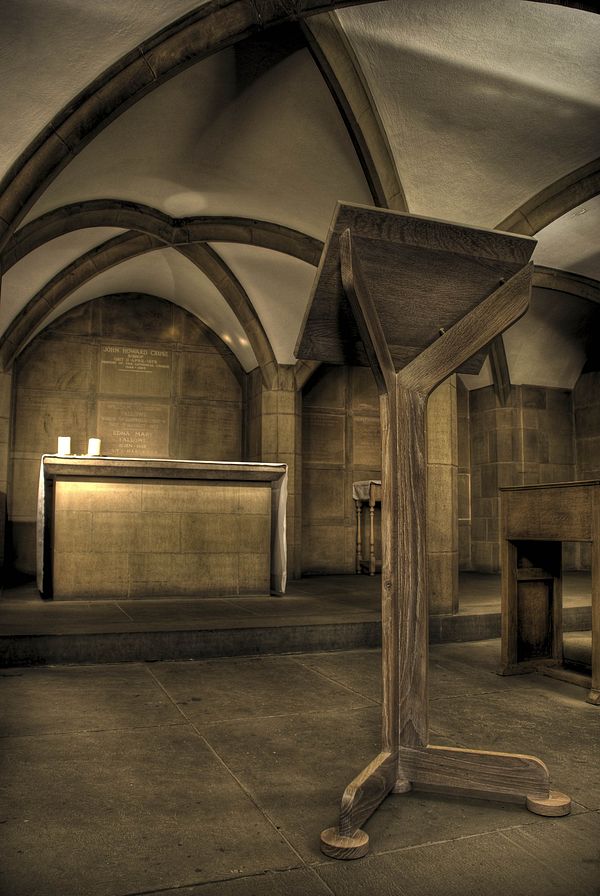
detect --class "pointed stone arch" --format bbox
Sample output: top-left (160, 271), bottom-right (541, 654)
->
top-left (1, 201), bottom-right (323, 272)
top-left (496, 157), bottom-right (600, 236)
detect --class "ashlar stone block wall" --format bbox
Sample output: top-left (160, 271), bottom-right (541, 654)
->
top-left (469, 384), bottom-right (575, 573)
top-left (426, 377), bottom-right (459, 614)
top-left (0, 370), bottom-right (12, 576)
top-left (302, 365), bottom-right (381, 575)
top-left (8, 295), bottom-right (243, 576)
top-left (53, 480), bottom-right (270, 599)
top-left (574, 370), bottom-right (600, 569)
top-left (574, 371), bottom-right (600, 480)
top-left (245, 364), bottom-right (302, 579)
top-left (302, 364), bottom-right (459, 613)
top-left (457, 377), bottom-right (471, 570)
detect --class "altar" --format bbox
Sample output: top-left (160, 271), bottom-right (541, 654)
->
top-left (37, 456), bottom-right (287, 600)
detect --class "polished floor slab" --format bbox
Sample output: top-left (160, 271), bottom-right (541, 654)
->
top-left (0, 639), bottom-right (598, 896)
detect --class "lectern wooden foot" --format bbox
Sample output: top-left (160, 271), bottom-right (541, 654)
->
top-left (526, 791), bottom-right (571, 816)
top-left (586, 688), bottom-right (600, 706)
top-left (320, 827), bottom-right (369, 859)
top-left (399, 744), bottom-right (571, 813)
top-left (320, 750), bottom-right (396, 859)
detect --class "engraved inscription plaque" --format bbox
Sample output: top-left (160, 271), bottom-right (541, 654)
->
top-left (178, 403), bottom-right (241, 460)
top-left (100, 344), bottom-right (172, 397)
top-left (97, 400), bottom-right (170, 457)
top-left (13, 393), bottom-right (89, 449)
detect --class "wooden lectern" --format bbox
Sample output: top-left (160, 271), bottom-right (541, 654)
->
top-left (296, 203), bottom-right (571, 860)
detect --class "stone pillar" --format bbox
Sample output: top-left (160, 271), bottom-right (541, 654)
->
top-left (426, 376), bottom-right (459, 614)
top-left (568, 371), bottom-right (598, 570)
top-left (245, 364), bottom-right (302, 581)
top-left (457, 377), bottom-right (472, 571)
top-left (469, 384), bottom-right (576, 573)
top-left (0, 369), bottom-right (12, 577)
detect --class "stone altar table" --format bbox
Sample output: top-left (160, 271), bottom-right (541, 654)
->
top-left (37, 456), bottom-right (287, 599)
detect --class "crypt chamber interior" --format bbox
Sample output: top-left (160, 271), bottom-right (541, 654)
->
top-left (0, 2), bottom-right (598, 895)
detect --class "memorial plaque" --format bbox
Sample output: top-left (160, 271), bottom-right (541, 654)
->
top-left (177, 402), bottom-right (242, 460)
top-left (13, 392), bottom-right (88, 451)
top-left (97, 400), bottom-right (170, 457)
top-left (99, 344), bottom-right (172, 397)
top-left (180, 351), bottom-right (240, 401)
top-left (17, 340), bottom-right (92, 392)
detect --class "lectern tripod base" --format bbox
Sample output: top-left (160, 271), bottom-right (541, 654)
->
top-left (320, 742), bottom-right (571, 859)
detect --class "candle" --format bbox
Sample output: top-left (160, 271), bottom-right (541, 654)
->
top-left (87, 438), bottom-right (101, 456)
top-left (57, 436), bottom-right (71, 455)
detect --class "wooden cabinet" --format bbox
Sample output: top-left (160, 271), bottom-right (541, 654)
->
top-left (500, 480), bottom-right (599, 705)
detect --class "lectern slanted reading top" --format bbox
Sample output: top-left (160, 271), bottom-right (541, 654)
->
top-left (295, 202), bottom-right (571, 860)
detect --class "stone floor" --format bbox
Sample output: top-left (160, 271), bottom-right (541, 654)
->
top-left (0, 572), bottom-right (593, 666)
top-left (1, 638), bottom-right (598, 896)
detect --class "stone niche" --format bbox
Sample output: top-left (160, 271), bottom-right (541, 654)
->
top-left (8, 294), bottom-right (243, 576)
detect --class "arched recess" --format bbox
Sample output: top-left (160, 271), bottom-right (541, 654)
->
top-left (479, 266), bottom-right (600, 405)
top-left (7, 292), bottom-right (246, 576)
top-left (0, 0), bottom-right (378, 252)
top-left (0, 231), bottom-right (276, 379)
top-left (496, 157), bottom-right (600, 235)
top-left (1, 201), bottom-right (323, 272)
top-left (0, 232), bottom-right (160, 368)
top-left (490, 160), bottom-right (600, 402)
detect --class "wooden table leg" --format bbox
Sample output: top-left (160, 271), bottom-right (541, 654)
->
top-left (369, 497), bottom-right (376, 576)
top-left (355, 499), bottom-right (363, 574)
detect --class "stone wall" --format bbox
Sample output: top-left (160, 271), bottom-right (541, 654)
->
top-left (7, 295), bottom-right (243, 576)
top-left (573, 370), bottom-right (600, 570)
top-left (0, 370), bottom-right (11, 577)
top-left (426, 377), bottom-right (459, 614)
top-left (302, 365), bottom-right (459, 615)
top-left (245, 365), bottom-right (302, 578)
top-left (574, 371), bottom-right (600, 480)
top-left (457, 377), bottom-right (471, 570)
top-left (469, 384), bottom-right (575, 573)
top-left (302, 365), bottom-right (381, 574)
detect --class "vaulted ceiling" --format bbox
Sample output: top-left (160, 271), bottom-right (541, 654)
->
top-left (1, 0), bottom-right (598, 388)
